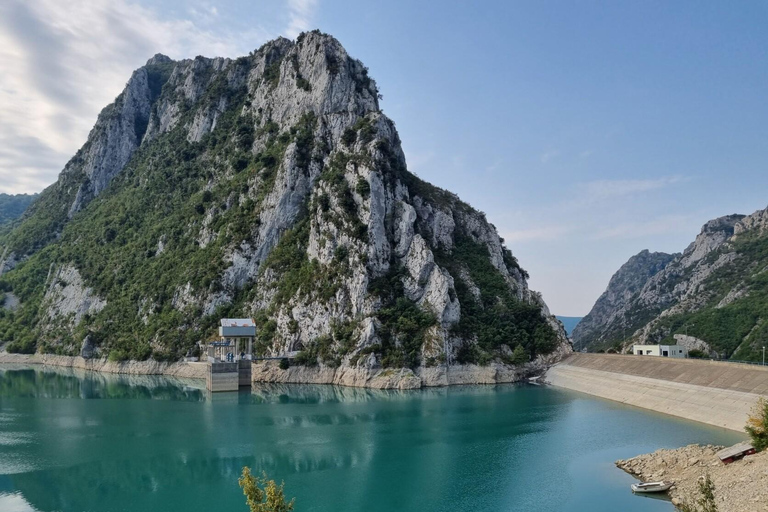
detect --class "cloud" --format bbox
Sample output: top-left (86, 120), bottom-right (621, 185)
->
top-left (565, 175), bottom-right (688, 209)
top-left (0, 0), bottom-right (285, 194)
top-left (485, 158), bottom-right (504, 173)
top-left (0, 134), bottom-right (66, 194)
top-left (285, 0), bottom-right (319, 39)
top-left (591, 214), bottom-right (696, 240)
top-left (502, 225), bottom-right (569, 243)
top-left (540, 149), bottom-right (560, 164)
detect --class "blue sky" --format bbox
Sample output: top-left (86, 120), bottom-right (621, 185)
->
top-left (1, 1), bottom-right (767, 315)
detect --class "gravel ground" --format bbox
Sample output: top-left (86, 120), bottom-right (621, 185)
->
top-left (617, 444), bottom-right (768, 512)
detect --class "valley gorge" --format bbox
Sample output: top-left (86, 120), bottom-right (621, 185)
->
top-left (574, 207), bottom-right (768, 361)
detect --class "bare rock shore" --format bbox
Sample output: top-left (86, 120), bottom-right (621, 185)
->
top-left (1, 346), bottom-right (567, 389)
top-left (252, 360), bottom-right (533, 389)
top-left (617, 444), bottom-right (768, 512)
top-left (0, 352), bottom-right (207, 379)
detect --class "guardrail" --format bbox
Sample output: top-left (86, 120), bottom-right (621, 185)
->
top-left (689, 357), bottom-right (766, 367)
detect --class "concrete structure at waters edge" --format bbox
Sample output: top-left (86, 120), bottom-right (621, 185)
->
top-left (206, 362), bottom-right (239, 392)
top-left (205, 318), bottom-right (255, 392)
top-left (545, 353), bottom-right (768, 431)
top-left (632, 344), bottom-right (688, 358)
top-left (213, 318), bottom-right (256, 362)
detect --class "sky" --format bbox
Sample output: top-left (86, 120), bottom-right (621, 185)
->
top-left (1, 0), bottom-right (767, 316)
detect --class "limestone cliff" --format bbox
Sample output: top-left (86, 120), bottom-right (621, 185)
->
top-left (0, 32), bottom-right (568, 373)
top-left (575, 207), bottom-right (768, 360)
top-left (572, 250), bottom-right (677, 351)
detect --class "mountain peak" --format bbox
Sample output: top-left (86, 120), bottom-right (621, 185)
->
top-left (0, 34), bottom-right (567, 374)
top-left (146, 53), bottom-right (173, 66)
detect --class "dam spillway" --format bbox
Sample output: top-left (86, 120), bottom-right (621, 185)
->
top-left (545, 353), bottom-right (768, 431)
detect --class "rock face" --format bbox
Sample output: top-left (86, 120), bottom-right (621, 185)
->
top-left (0, 32), bottom-right (568, 374)
top-left (575, 207), bottom-right (768, 360)
top-left (572, 250), bottom-right (677, 350)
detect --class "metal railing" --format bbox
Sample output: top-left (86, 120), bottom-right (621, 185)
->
top-left (688, 357), bottom-right (766, 367)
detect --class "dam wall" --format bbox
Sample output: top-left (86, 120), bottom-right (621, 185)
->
top-left (546, 353), bottom-right (768, 431)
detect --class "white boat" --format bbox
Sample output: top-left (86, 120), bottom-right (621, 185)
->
top-left (631, 481), bottom-right (673, 493)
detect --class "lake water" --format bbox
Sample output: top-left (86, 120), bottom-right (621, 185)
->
top-left (0, 365), bottom-right (743, 512)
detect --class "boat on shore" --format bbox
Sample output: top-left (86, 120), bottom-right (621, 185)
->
top-left (631, 481), bottom-right (674, 493)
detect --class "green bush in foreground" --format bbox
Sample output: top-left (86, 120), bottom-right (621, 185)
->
top-left (239, 467), bottom-right (294, 512)
top-left (745, 396), bottom-right (768, 452)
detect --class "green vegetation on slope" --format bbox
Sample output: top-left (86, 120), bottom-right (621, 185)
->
top-left (0, 193), bottom-right (38, 228)
top-left (0, 56), bottom-right (330, 359)
top-left (646, 230), bottom-right (768, 361)
top-left (436, 233), bottom-right (557, 365)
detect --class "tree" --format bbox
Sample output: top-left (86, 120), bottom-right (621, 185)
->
top-left (745, 396), bottom-right (768, 452)
top-left (238, 467), bottom-right (295, 512)
top-left (510, 344), bottom-right (528, 366)
top-left (678, 473), bottom-right (718, 512)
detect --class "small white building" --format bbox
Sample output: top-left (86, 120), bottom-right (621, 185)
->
top-left (207, 318), bottom-right (256, 362)
top-left (632, 344), bottom-right (688, 358)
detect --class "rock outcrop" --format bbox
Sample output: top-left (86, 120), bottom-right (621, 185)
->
top-left (0, 32), bottom-right (568, 377)
top-left (575, 207), bottom-right (768, 360)
top-left (572, 250), bottom-right (677, 350)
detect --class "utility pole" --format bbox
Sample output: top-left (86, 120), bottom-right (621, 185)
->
top-left (763, 346), bottom-right (765, 366)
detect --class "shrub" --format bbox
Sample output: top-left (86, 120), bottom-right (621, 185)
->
top-left (745, 396), bottom-right (768, 452)
top-left (278, 358), bottom-right (290, 370)
top-left (355, 177), bottom-right (370, 199)
top-left (239, 467), bottom-right (294, 512)
top-left (688, 349), bottom-right (707, 359)
top-left (6, 335), bottom-right (36, 354)
top-left (341, 128), bottom-right (357, 146)
top-left (333, 245), bottom-right (348, 262)
top-left (678, 473), bottom-right (718, 512)
top-left (510, 344), bottom-right (528, 365)
top-left (108, 349), bottom-right (129, 362)
top-left (435, 233), bottom-right (557, 360)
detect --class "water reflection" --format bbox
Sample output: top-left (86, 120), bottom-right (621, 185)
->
top-left (0, 364), bottom-right (743, 512)
top-left (0, 366), bottom-right (205, 401)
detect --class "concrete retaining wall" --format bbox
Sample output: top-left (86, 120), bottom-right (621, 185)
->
top-left (546, 354), bottom-right (768, 431)
top-left (207, 362), bottom-right (239, 392)
top-left (0, 352), bottom-right (207, 379)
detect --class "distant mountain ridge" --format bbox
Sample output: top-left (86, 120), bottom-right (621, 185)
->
top-left (0, 194), bottom-right (38, 227)
top-left (556, 316), bottom-right (582, 336)
top-left (573, 207), bottom-right (768, 361)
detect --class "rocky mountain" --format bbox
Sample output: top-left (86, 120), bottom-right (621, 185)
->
top-left (0, 193), bottom-right (38, 227)
top-left (0, 32), bottom-right (568, 371)
top-left (574, 208), bottom-right (768, 360)
top-left (572, 250), bottom-right (678, 350)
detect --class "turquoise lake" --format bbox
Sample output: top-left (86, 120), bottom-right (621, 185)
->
top-left (0, 365), bottom-right (743, 512)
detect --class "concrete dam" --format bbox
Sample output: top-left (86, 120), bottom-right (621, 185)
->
top-left (545, 353), bottom-right (768, 431)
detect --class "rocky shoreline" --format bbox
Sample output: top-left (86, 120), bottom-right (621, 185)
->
top-left (0, 352), bottom-right (208, 379)
top-left (251, 360), bottom-right (536, 389)
top-left (616, 444), bottom-right (768, 512)
top-left (0, 349), bottom-right (565, 389)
